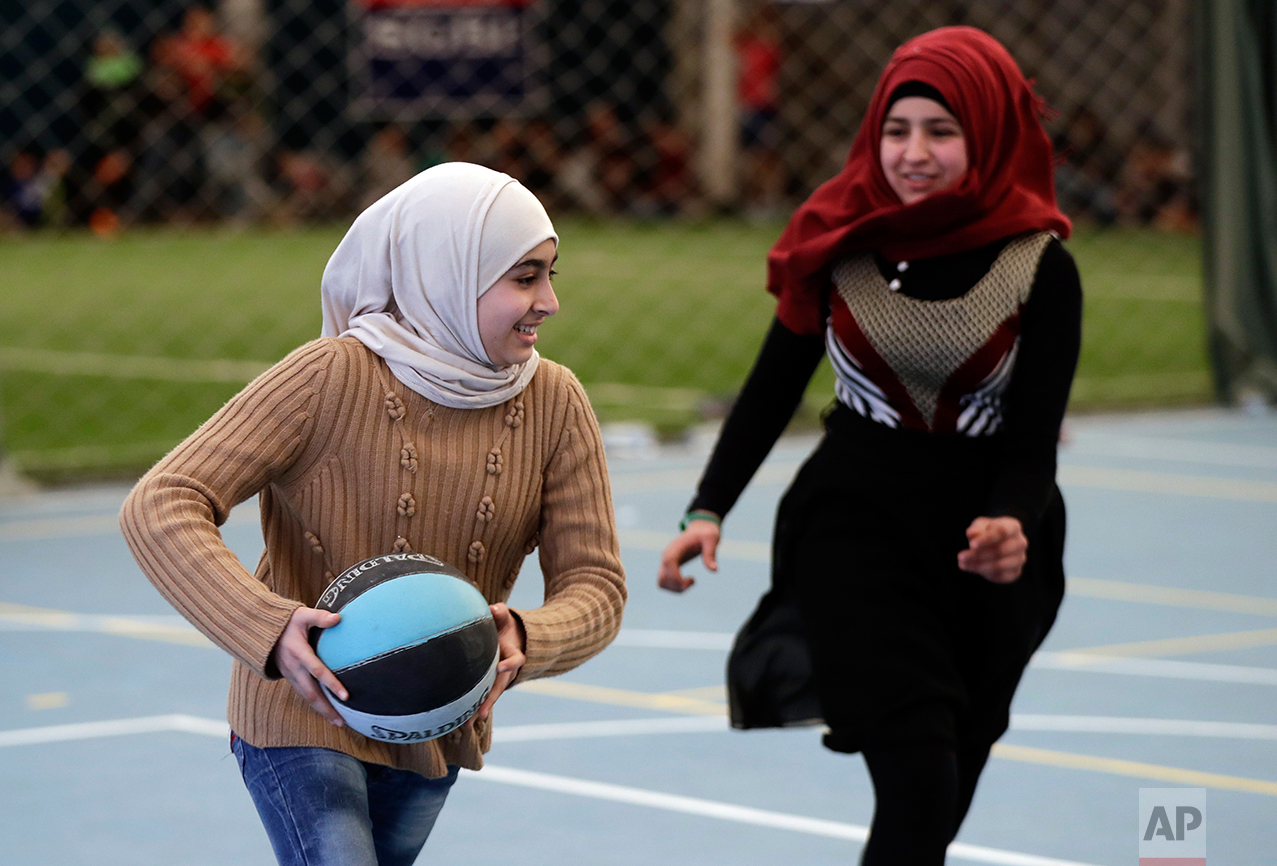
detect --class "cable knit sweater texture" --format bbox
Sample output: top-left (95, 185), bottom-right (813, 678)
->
top-left (120, 336), bottom-right (627, 779)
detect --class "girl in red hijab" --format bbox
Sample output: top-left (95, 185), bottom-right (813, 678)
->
top-left (659, 27), bottom-right (1081, 864)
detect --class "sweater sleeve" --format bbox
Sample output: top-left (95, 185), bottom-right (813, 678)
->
top-left (513, 371), bottom-right (627, 681)
top-left (119, 341), bottom-right (335, 678)
top-left (984, 240), bottom-right (1083, 526)
top-left (689, 316), bottom-right (826, 519)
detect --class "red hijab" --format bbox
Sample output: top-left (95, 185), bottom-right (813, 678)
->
top-left (769, 26), bottom-right (1071, 335)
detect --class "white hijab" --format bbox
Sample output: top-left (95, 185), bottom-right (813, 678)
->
top-left (320, 162), bottom-right (558, 409)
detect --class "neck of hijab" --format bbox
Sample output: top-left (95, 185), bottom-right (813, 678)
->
top-left (320, 162), bottom-right (558, 409)
top-left (768, 26), bottom-right (1072, 335)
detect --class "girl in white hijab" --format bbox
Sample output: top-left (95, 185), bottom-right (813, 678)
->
top-left (321, 161), bottom-right (556, 408)
top-left (121, 163), bottom-right (626, 866)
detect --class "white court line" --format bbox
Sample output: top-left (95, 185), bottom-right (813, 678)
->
top-left (610, 628), bottom-right (734, 650)
top-left (469, 765), bottom-right (1101, 866)
top-left (1028, 651), bottom-right (1277, 686)
top-left (0, 713), bottom-right (1098, 864)
top-left (494, 714), bottom-right (1277, 743)
top-left (0, 713), bottom-right (227, 747)
top-left (7, 710), bottom-right (1277, 751)
top-left (9, 606), bottom-right (1277, 692)
top-left (7, 600), bottom-right (1277, 689)
top-left (1010, 714), bottom-right (1277, 740)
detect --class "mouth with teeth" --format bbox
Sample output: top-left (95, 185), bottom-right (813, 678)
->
top-left (514, 323), bottom-right (538, 335)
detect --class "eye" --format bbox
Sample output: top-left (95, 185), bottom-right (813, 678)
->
top-left (549, 269), bottom-right (558, 281)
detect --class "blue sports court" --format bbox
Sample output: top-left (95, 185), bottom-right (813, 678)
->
top-left (2, 407), bottom-right (1275, 865)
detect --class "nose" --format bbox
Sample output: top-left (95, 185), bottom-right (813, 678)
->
top-left (534, 280), bottom-right (559, 317)
top-left (903, 130), bottom-right (930, 163)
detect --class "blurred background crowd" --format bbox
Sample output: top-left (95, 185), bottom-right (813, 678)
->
top-left (3, 0), bottom-right (1196, 235)
top-left (10, 0), bottom-right (1254, 483)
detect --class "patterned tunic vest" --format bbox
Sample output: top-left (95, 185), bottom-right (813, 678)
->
top-left (825, 231), bottom-right (1053, 436)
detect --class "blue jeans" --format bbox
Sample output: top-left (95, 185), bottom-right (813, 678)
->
top-left (231, 733), bottom-right (458, 866)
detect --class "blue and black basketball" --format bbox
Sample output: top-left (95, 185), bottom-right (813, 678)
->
top-left (312, 553), bottom-right (499, 742)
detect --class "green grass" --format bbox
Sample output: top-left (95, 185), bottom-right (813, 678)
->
top-left (0, 221), bottom-right (1212, 480)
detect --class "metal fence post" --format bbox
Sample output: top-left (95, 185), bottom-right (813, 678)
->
top-left (700, 0), bottom-right (738, 208)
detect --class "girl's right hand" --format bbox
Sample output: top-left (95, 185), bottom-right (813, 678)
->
top-left (273, 606), bottom-right (348, 726)
top-left (657, 519), bottom-right (721, 593)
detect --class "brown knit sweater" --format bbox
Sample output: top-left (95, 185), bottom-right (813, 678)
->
top-left (120, 337), bottom-right (626, 778)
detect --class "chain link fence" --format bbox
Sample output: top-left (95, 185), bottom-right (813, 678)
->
top-left (2, 0), bottom-right (1207, 480)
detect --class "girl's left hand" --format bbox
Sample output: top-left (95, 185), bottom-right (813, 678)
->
top-left (957, 516), bottom-right (1028, 584)
top-left (472, 602), bottom-right (527, 723)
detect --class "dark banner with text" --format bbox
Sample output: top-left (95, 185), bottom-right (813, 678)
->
top-left (351, 0), bottom-right (535, 118)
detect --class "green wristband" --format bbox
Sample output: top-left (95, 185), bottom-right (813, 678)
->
top-left (679, 510), bottom-right (722, 531)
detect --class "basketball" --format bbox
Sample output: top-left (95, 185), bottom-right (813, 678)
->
top-left (312, 553), bottom-right (500, 742)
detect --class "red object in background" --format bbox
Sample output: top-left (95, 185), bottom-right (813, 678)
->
top-left (736, 32), bottom-right (780, 111)
top-left (169, 35), bottom-right (234, 113)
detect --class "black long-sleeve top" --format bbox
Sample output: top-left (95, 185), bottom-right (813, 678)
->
top-left (688, 236), bottom-right (1082, 528)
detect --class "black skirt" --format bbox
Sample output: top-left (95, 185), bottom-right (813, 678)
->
top-left (727, 404), bottom-right (1065, 754)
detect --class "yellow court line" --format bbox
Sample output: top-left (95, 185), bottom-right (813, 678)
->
top-left (0, 602), bottom-right (213, 648)
top-left (516, 680), bottom-right (725, 717)
top-left (525, 682), bottom-right (1277, 797)
top-left (7, 592), bottom-right (1277, 799)
top-left (1069, 627), bottom-right (1277, 659)
top-left (0, 602), bottom-right (81, 629)
top-left (96, 617), bottom-right (214, 647)
top-left (663, 685), bottom-right (729, 702)
top-left (620, 530), bottom-right (1277, 620)
top-left (1057, 464), bottom-right (1277, 503)
top-left (992, 743), bottom-right (1277, 797)
top-left (1066, 577), bottom-right (1277, 617)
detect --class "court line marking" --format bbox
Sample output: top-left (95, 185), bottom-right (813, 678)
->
top-left (0, 714), bottom-right (228, 747)
top-left (470, 764), bottom-right (1103, 866)
top-left (493, 716), bottom-right (728, 741)
top-left (516, 679), bottom-right (726, 716)
top-left (8, 598), bottom-right (1277, 683)
top-left (498, 714), bottom-right (1277, 743)
top-left (1067, 627), bottom-right (1277, 658)
top-left (3, 520), bottom-right (1275, 624)
top-left (1065, 433), bottom-right (1277, 470)
top-left (8, 712), bottom-right (1276, 748)
top-left (0, 602), bottom-right (215, 647)
top-left (611, 462), bottom-right (1277, 502)
top-left (0, 711), bottom-right (1097, 865)
top-left (5, 711), bottom-right (1277, 808)
top-left (1057, 463), bottom-right (1277, 502)
top-left (1009, 714), bottom-right (1277, 740)
top-left (1064, 577), bottom-right (1277, 617)
top-left (610, 628), bottom-right (734, 649)
top-left (989, 743), bottom-right (1277, 797)
top-left (1028, 652), bottom-right (1277, 685)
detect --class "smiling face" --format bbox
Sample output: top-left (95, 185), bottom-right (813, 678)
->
top-left (477, 238), bottom-right (559, 368)
top-left (879, 96), bottom-right (969, 205)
